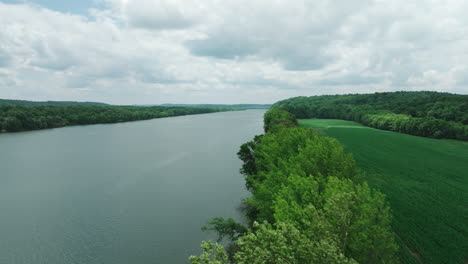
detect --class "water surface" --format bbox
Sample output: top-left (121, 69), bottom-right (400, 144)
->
top-left (0, 109), bottom-right (265, 264)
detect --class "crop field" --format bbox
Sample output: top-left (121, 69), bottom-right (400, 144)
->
top-left (299, 119), bottom-right (468, 264)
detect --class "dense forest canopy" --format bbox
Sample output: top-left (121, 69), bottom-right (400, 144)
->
top-left (0, 105), bottom-right (235, 133)
top-left (274, 91), bottom-right (468, 140)
top-left (191, 108), bottom-right (398, 264)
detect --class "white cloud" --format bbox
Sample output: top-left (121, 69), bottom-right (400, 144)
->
top-left (102, 0), bottom-right (205, 29)
top-left (0, 0), bottom-right (467, 104)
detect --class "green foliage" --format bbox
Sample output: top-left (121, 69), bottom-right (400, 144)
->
top-left (299, 118), bottom-right (468, 264)
top-left (0, 105), bottom-right (234, 132)
top-left (263, 108), bottom-right (298, 133)
top-left (234, 222), bottom-right (357, 264)
top-left (189, 241), bottom-right (229, 264)
top-left (273, 176), bottom-right (398, 264)
top-left (237, 135), bottom-right (263, 188)
top-left (244, 127), bottom-right (358, 223)
top-left (0, 98), bottom-right (108, 106)
top-left (274, 91), bottom-right (468, 140)
top-left (201, 218), bottom-right (248, 242)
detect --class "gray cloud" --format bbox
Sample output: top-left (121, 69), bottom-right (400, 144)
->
top-left (0, 53), bottom-right (11, 67)
top-left (104, 0), bottom-right (201, 30)
top-left (184, 0), bottom-right (373, 71)
top-left (186, 38), bottom-right (258, 59)
top-left (30, 40), bottom-right (79, 71)
top-left (317, 75), bottom-right (383, 86)
top-left (454, 69), bottom-right (468, 86)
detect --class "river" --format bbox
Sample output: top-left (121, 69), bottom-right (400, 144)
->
top-left (0, 109), bottom-right (265, 264)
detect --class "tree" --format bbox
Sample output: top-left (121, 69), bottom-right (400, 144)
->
top-left (201, 217), bottom-right (248, 243)
top-left (263, 108), bottom-right (298, 133)
top-left (189, 241), bottom-right (229, 264)
top-left (234, 222), bottom-right (357, 264)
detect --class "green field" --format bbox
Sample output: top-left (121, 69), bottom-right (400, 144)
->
top-left (299, 119), bottom-right (468, 264)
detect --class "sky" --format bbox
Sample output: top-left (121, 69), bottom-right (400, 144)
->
top-left (0, 0), bottom-right (467, 104)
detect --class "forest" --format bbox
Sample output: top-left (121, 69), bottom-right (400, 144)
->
top-left (0, 98), bottom-right (108, 106)
top-left (273, 91), bottom-right (468, 140)
top-left (190, 108), bottom-right (399, 264)
top-left (0, 104), bottom-right (235, 133)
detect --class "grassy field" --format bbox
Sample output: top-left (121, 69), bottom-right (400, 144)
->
top-left (299, 119), bottom-right (468, 264)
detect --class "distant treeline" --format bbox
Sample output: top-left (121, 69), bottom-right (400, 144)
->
top-left (0, 105), bottom-right (235, 132)
top-left (0, 98), bottom-right (108, 107)
top-left (274, 91), bottom-right (468, 140)
top-left (160, 104), bottom-right (271, 109)
top-left (190, 108), bottom-right (398, 264)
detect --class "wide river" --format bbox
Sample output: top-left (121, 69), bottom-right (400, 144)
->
top-left (0, 109), bottom-right (265, 264)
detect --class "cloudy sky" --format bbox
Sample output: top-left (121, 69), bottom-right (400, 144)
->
top-left (0, 0), bottom-right (467, 104)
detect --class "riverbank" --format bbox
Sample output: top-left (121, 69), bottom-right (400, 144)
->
top-left (0, 105), bottom-right (238, 133)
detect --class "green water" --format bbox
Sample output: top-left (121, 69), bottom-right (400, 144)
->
top-left (0, 110), bottom-right (265, 264)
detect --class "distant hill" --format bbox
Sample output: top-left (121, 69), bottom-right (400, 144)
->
top-left (0, 99), bottom-right (109, 106)
top-left (159, 104), bottom-right (271, 109)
